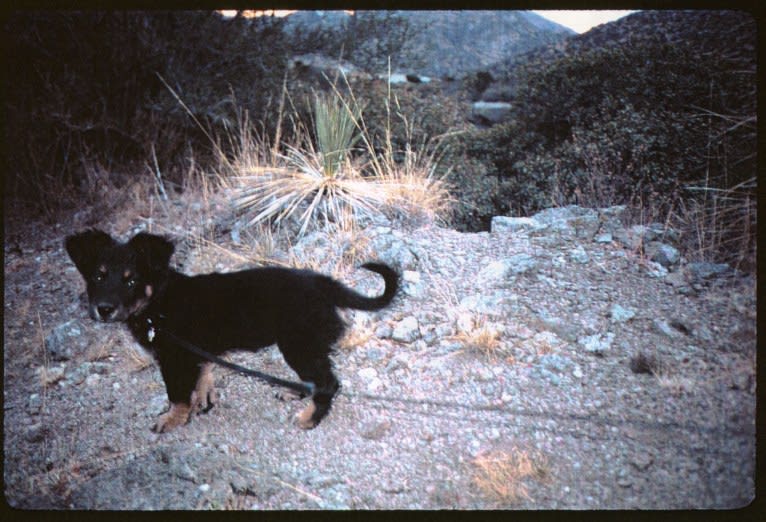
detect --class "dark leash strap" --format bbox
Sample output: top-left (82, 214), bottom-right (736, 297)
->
top-left (148, 320), bottom-right (314, 396)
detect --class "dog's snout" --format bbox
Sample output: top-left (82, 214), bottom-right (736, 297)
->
top-left (97, 304), bottom-right (116, 320)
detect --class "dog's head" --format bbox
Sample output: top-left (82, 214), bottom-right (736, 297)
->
top-left (65, 229), bottom-right (174, 322)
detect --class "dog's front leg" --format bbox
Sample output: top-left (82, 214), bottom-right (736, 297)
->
top-left (191, 362), bottom-right (216, 414)
top-left (152, 353), bottom-right (199, 433)
top-left (153, 402), bottom-right (192, 433)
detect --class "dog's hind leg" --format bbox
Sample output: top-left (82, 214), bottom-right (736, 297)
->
top-left (279, 348), bottom-right (340, 429)
top-left (297, 375), bottom-right (339, 429)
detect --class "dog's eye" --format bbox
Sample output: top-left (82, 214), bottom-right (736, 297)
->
top-left (94, 273), bottom-right (106, 282)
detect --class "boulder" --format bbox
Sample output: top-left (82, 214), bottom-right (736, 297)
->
top-left (686, 262), bottom-right (732, 281)
top-left (471, 101), bottom-right (512, 125)
top-left (645, 242), bottom-right (680, 267)
top-left (490, 216), bottom-right (547, 234)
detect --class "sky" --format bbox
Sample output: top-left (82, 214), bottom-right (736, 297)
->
top-left (531, 10), bottom-right (636, 33)
top-left (221, 9), bottom-right (636, 35)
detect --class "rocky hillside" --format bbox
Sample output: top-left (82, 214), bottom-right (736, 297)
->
top-left (489, 10), bottom-right (756, 96)
top-left (462, 9), bottom-right (756, 271)
top-left (3, 192), bottom-right (755, 509)
top-left (284, 10), bottom-right (575, 78)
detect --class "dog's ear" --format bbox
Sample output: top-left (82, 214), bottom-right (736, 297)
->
top-left (65, 229), bottom-right (116, 277)
top-left (128, 233), bottom-right (175, 273)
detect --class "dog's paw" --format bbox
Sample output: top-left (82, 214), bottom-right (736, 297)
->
top-left (295, 402), bottom-right (318, 430)
top-left (275, 388), bottom-right (305, 402)
top-left (152, 403), bottom-right (192, 433)
top-left (191, 387), bottom-right (216, 414)
top-left (191, 364), bottom-right (216, 414)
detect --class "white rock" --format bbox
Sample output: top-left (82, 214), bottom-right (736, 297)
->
top-left (392, 317), bottom-right (420, 343)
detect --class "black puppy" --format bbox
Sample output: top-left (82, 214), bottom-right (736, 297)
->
top-left (65, 229), bottom-right (398, 432)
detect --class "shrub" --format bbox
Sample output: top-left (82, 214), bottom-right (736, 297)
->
top-left (5, 11), bottom-right (291, 217)
top-left (459, 13), bottom-right (755, 265)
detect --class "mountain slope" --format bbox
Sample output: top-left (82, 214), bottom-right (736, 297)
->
top-left (494, 10), bottom-right (756, 82)
top-left (391, 10), bottom-right (575, 78)
top-left (284, 10), bottom-right (575, 78)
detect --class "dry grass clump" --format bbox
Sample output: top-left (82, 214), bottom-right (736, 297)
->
top-left (528, 331), bottom-right (559, 357)
top-left (653, 369), bottom-right (697, 395)
top-left (84, 341), bottom-right (112, 362)
top-left (630, 351), bottom-right (697, 395)
top-left (453, 316), bottom-right (506, 361)
top-left (336, 321), bottom-right (375, 352)
top-left (471, 447), bottom-right (551, 505)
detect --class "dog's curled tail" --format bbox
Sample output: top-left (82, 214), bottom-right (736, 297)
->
top-left (333, 262), bottom-right (399, 311)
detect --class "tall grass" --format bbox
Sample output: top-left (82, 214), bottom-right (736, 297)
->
top-left (331, 69), bottom-right (455, 225)
top-left (671, 177), bottom-right (756, 271)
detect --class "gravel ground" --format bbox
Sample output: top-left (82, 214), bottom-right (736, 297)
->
top-left (3, 196), bottom-right (757, 510)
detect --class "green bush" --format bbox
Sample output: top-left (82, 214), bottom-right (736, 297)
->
top-left (464, 23), bottom-right (755, 221)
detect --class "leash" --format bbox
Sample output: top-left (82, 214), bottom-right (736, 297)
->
top-left (147, 319), bottom-right (314, 396)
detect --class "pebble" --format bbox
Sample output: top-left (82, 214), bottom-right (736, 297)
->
top-left (570, 246), bottom-right (590, 264)
top-left (25, 423), bottom-right (45, 443)
top-left (358, 367), bottom-right (378, 381)
top-left (392, 317), bottom-right (419, 343)
top-left (37, 365), bottom-right (66, 386)
top-left (653, 319), bottom-right (679, 338)
top-left (578, 333), bottom-right (615, 355)
top-left (631, 453), bottom-right (654, 471)
top-left (27, 393), bottom-right (42, 414)
top-left (594, 233), bottom-right (613, 243)
top-left (610, 304), bottom-right (636, 323)
top-left (617, 469), bottom-right (633, 488)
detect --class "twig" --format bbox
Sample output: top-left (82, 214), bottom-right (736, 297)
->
top-left (274, 477), bottom-right (324, 505)
top-left (150, 143), bottom-right (169, 202)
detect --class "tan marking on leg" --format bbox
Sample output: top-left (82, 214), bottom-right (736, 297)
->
top-left (296, 401), bottom-right (317, 430)
top-left (191, 363), bottom-right (216, 413)
top-left (153, 402), bottom-right (192, 433)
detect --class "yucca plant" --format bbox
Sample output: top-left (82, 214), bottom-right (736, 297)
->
top-left (233, 90), bottom-right (387, 237)
top-left (313, 93), bottom-right (362, 179)
top-left (232, 68), bottom-right (457, 237)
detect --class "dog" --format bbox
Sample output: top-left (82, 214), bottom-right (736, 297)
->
top-left (65, 229), bottom-right (399, 432)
